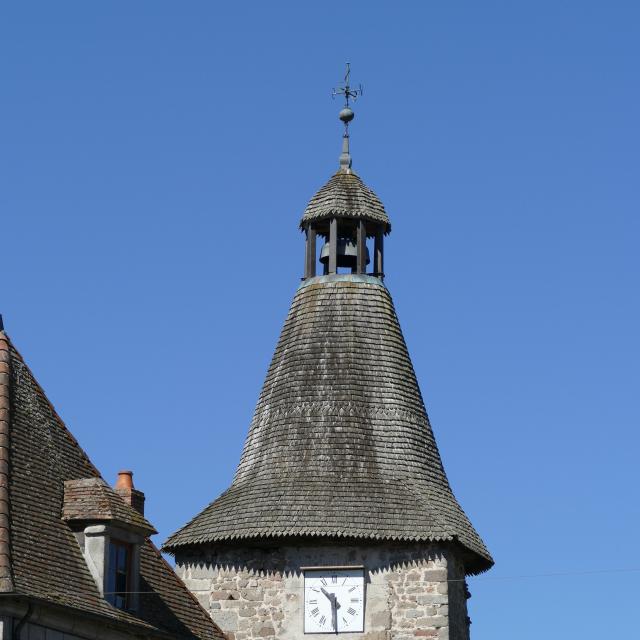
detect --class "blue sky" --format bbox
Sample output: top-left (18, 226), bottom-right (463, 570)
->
top-left (2, 2), bottom-right (639, 638)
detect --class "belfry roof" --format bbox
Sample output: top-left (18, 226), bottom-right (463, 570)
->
top-left (300, 170), bottom-right (391, 233)
top-left (164, 275), bottom-right (493, 575)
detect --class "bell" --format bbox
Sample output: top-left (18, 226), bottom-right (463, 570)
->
top-left (320, 237), bottom-right (370, 270)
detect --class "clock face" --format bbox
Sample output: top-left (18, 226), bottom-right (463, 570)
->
top-left (303, 568), bottom-right (365, 634)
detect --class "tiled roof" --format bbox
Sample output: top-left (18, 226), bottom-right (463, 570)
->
top-left (0, 335), bottom-right (12, 593)
top-left (63, 478), bottom-right (157, 535)
top-left (0, 331), bottom-right (223, 639)
top-left (300, 170), bottom-right (391, 232)
top-left (164, 275), bottom-right (493, 575)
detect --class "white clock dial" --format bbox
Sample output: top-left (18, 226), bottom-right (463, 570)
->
top-left (304, 569), bottom-right (365, 634)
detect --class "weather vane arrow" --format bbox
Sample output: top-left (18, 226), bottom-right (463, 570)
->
top-left (332, 62), bottom-right (363, 109)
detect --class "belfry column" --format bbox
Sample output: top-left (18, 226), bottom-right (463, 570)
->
top-left (328, 219), bottom-right (338, 274)
top-left (375, 227), bottom-right (384, 277)
top-left (356, 220), bottom-right (366, 274)
top-left (305, 225), bottom-right (316, 279)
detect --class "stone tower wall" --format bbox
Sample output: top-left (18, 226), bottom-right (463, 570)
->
top-left (175, 543), bottom-right (471, 640)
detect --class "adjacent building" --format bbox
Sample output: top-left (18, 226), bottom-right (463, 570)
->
top-left (0, 327), bottom-right (224, 640)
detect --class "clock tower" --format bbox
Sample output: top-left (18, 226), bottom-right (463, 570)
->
top-left (164, 66), bottom-right (493, 640)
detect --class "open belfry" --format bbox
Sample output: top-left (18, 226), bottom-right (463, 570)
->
top-left (164, 66), bottom-right (493, 640)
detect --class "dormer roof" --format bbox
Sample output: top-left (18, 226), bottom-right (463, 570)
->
top-left (63, 478), bottom-right (157, 536)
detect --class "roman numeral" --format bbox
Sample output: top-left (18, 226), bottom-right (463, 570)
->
top-left (348, 586), bottom-right (356, 592)
top-left (308, 599), bottom-right (317, 604)
top-left (320, 578), bottom-right (327, 586)
top-left (348, 607), bottom-right (356, 616)
top-left (351, 598), bottom-right (359, 602)
top-left (331, 574), bottom-right (337, 584)
top-left (319, 615), bottom-right (326, 626)
top-left (311, 607), bottom-right (319, 617)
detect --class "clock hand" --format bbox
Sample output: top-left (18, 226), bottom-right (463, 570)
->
top-left (320, 588), bottom-right (341, 633)
top-left (331, 597), bottom-right (338, 634)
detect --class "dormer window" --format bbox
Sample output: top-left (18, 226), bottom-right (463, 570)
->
top-left (62, 474), bottom-right (157, 612)
top-left (107, 540), bottom-right (132, 609)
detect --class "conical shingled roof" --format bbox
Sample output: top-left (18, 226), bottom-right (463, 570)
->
top-left (164, 275), bottom-right (492, 575)
top-left (300, 171), bottom-right (391, 233)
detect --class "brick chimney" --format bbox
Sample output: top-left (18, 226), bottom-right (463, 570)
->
top-left (115, 470), bottom-right (146, 516)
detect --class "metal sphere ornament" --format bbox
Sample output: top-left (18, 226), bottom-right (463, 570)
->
top-left (339, 107), bottom-right (355, 124)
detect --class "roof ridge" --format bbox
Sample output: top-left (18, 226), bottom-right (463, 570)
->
top-left (0, 332), bottom-right (13, 592)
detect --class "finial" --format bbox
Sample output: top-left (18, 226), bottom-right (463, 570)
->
top-left (332, 62), bottom-right (363, 172)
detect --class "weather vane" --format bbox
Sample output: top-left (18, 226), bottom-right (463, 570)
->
top-left (332, 62), bottom-right (363, 135)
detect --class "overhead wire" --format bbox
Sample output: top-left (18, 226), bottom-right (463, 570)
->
top-left (33, 567), bottom-right (640, 597)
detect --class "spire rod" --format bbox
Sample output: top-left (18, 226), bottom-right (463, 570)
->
top-left (332, 62), bottom-right (363, 172)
